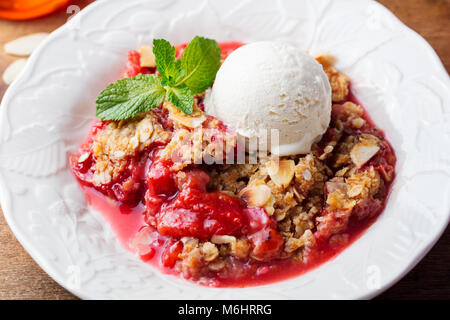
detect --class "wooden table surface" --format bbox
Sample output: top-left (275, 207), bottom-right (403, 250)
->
top-left (0, 0), bottom-right (449, 300)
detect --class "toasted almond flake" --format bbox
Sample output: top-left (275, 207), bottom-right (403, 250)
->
top-left (139, 45), bottom-right (156, 68)
top-left (335, 166), bottom-right (350, 177)
top-left (325, 181), bottom-right (347, 194)
top-left (324, 145), bottom-right (334, 153)
top-left (267, 159), bottom-right (295, 187)
top-left (181, 237), bottom-right (199, 248)
top-left (4, 33), bottom-right (49, 56)
top-left (238, 184), bottom-right (272, 207)
top-left (2, 58), bottom-right (28, 85)
top-left (351, 117), bottom-right (365, 129)
top-left (350, 143), bottom-right (380, 168)
top-left (179, 114), bottom-right (206, 128)
top-left (326, 189), bottom-right (356, 210)
top-left (347, 184), bottom-right (364, 197)
top-left (360, 133), bottom-right (380, 143)
top-left (318, 153), bottom-right (326, 161)
top-left (275, 210), bottom-right (286, 221)
top-left (264, 194), bottom-right (276, 215)
top-left (78, 152), bottom-right (90, 163)
top-left (302, 169), bottom-right (312, 181)
top-left (164, 101), bottom-right (206, 128)
top-left (211, 235), bottom-right (236, 244)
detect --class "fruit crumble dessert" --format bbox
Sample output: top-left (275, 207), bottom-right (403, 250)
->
top-left (71, 37), bottom-right (396, 287)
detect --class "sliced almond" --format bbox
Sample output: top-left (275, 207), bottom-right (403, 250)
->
top-left (239, 184), bottom-right (272, 207)
top-left (351, 117), bottom-right (365, 129)
top-left (139, 45), bottom-right (156, 68)
top-left (335, 166), bottom-right (350, 177)
top-left (347, 184), bottom-right (364, 197)
top-left (323, 145), bottom-right (334, 154)
top-left (360, 133), bottom-right (380, 144)
top-left (173, 113), bottom-right (206, 129)
top-left (2, 58), bottom-right (28, 85)
top-left (350, 142), bottom-right (380, 168)
top-left (211, 235), bottom-right (236, 245)
top-left (302, 169), bottom-right (312, 181)
top-left (264, 194), bottom-right (276, 215)
top-left (78, 152), bottom-right (90, 163)
top-left (4, 33), bottom-right (49, 56)
top-left (325, 181), bottom-right (347, 194)
top-left (164, 101), bottom-right (206, 128)
top-left (180, 237), bottom-right (199, 248)
top-left (267, 159), bottom-right (295, 188)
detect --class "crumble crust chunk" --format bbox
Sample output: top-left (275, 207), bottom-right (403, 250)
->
top-left (316, 55), bottom-right (349, 103)
top-left (91, 111), bottom-right (171, 186)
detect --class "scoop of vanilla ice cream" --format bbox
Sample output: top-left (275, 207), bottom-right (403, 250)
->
top-left (204, 42), bottom-right (331, 156)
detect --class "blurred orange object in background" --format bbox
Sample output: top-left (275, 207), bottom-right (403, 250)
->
top-left (0, 0), bottom-right (71, 20)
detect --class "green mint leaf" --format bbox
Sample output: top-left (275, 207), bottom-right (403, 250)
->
top-left (95, 36), bottom-right (221, 120)
top-left (177, 36), bottom-right (221, 94)
top-left (152, 39), bottom-right (175, 82)
top-left (152, 39), bottom-right (186, 86)
top-left (166, 85), bottom-right (194, 114)
top-left (96, 74), bottom-right (165, 120)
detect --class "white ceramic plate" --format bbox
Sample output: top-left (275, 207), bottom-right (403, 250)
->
top-left (1, 0), bottom-right (449, 300)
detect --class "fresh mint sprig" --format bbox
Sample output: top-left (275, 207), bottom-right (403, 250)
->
top-left (96, 74), bottom-right (165, 120)
top-left (95, 36), bottom-right (221, 120)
